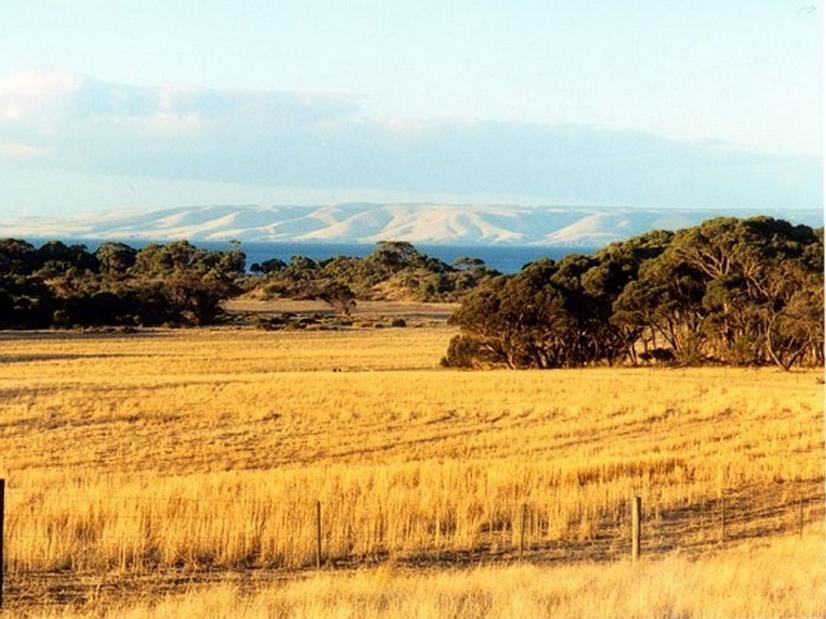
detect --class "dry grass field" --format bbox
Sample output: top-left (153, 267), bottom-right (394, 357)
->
top-left (0, 323), bottom-right (823, 615)
top-left (224, 296), bottom-right (458, 321)
top-left (26, 531), bottom-right (826, 618)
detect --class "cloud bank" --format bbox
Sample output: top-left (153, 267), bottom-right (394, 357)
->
top-left (0, 72), bottom-right (820, 213)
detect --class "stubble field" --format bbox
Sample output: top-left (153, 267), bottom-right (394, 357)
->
top-left (0, 324), bottom-right (822, 616)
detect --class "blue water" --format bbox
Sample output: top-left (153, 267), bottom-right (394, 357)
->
top-left (225, 242), bottom-right (593, 274)
top-left (28, 239), bottom-right (595, 274)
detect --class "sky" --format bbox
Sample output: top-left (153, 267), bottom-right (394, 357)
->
top-left (0, 0), bottom-right (821, 218)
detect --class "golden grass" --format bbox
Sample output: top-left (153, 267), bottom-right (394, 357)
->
top-left (224, 296), bottom-right (458, 319)
top-left (0, 326), bottom-right (823, 612)
top-left (26, 529), bottom-right (826, 618)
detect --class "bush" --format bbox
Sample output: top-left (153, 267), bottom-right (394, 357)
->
top-left (441, 335), bottom-right (504, 368)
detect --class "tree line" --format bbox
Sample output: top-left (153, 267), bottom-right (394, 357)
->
top-left (0, 239), bottom-right (245, 327)
top-left (253, 240), bottom-right (499, 308)
top-left (0, 239), bottom-right (497, 327)
top-left (2, 216), bottom-right (823, 370)
top-left (443, 217), bottom-right (823, 370)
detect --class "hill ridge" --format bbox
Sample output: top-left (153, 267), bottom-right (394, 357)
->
top-left (1, 204), bottom-right (820, 246)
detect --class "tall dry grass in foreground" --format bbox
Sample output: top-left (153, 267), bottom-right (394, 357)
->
top-left (0, 328), bottom-right (822, 584)
top-left (27, 530), bottom-right (825, 618)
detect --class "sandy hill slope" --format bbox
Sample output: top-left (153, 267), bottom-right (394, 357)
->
top-left (1, 203), bottom-right (820, 246)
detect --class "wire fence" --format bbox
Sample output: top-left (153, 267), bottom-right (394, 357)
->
top-left (1, 478), bottom-right (822, 592)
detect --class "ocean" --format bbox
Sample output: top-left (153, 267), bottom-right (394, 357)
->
top-left (33, 240), bottom-right (596, 274)
top-left (227, 242), bottom-right (594, 274)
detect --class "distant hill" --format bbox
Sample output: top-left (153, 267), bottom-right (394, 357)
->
top-left (1, 204), bottom-right (821, 246)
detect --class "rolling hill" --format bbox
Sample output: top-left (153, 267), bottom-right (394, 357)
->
top-left (1, 203), bottom-right (820, 246)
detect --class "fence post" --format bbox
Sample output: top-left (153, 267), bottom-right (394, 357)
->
top-left (315, 500), bottom-right (322, 569)
top-left (720, 493), bottom-right (726, 545)
top-left (435, 513), bottom-right (440, 561)
top-left (519, 503), bottom-right (527, 560)
top-left (0, 478), bottom-right (5, 610)
top-left (631, 496), bottom-right (641, 562)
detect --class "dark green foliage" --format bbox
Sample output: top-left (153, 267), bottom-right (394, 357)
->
top-left (450, 217), bottom-right (823, 370)
top-left (319, 282), bottom-right (357, 316)
top-left (0, 274), bottom-right (55, 327)
top-left (95, 242), bottom-right (137, 275)
top-left (441, 333), bottom-right (506, 368)
top-left (0, 239), bottom-right (246, 328)
top-left (0, 239), bottom-right (37, 273)
top-left (130, 240), bottom-right (245, 280)
top-left (259, 241), bottom-right (500, 303)
top-left (250, 258), bottom-right (287, 274)
top-left (36, 241), bottom-right (98, 275)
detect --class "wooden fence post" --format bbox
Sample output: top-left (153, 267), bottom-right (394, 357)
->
top-left (0, 478), bottom-right (5, 610)
top-left (435, 513), bottom-right (441, 561)
top-left (519, 503), bottom-right (527, 560)
top-left (315, 500), bottom-right (322, 569)
top-left (720, 493), bottom-right (726, 545)
top-left (631, 496), bottom-right (641, 562)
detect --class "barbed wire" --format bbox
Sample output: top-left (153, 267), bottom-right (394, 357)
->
top-left (1, 499), bottom-right (820, 532)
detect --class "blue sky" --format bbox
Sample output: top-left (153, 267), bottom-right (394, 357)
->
top-left (0, 1), bottom-right (821, 217)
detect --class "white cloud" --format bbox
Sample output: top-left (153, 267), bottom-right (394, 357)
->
top-left (0, 105), bottom-right (22, 121)
top-left (0, 72), bottom-right (83, 124)
top-left (0, 140), bottom-right (45, 159)
top-left (0, 71), bottom-right (82, 98)
top-left (0, 72), bottom-right (819, 212)
top-left (122, 111), bottom-right (203, 138)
